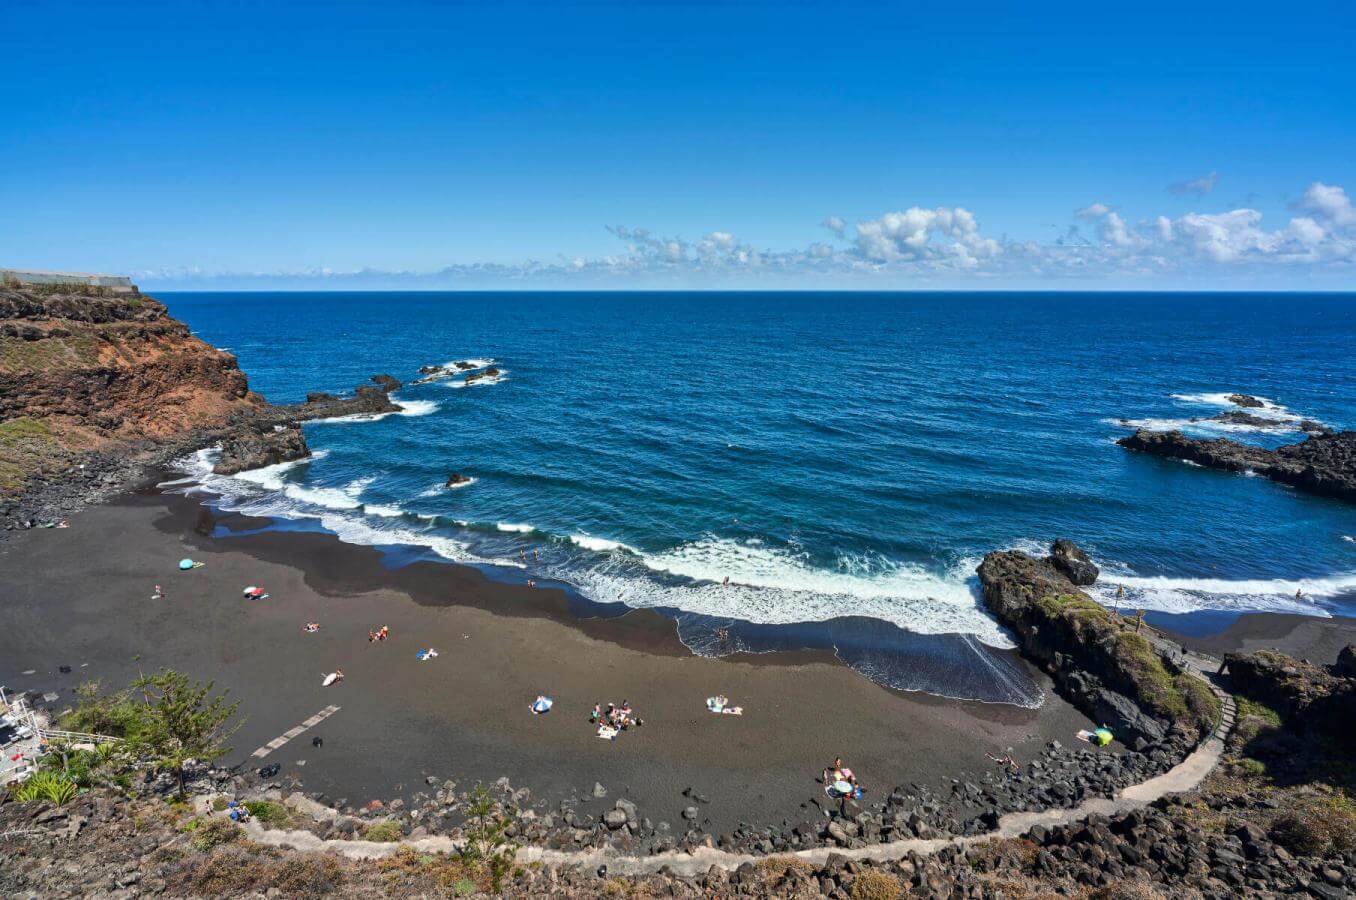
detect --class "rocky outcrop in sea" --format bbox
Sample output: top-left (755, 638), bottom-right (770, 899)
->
top-left (978, 540), bottom-right (1218, 747)
top-left (1118, 428), bottom-right (1356, 504)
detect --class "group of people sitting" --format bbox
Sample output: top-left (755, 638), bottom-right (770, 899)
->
top-left (705, 695), bottom-right (743, 715)
top-left (367, 625), bottom-right (390, 642)
top-left (589, 700), bottom-right (643, 740)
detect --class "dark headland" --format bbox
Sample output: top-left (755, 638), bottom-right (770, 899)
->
top-left (3, 276), bottom-right (1356, 898)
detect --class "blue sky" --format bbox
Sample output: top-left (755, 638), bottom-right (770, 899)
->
top-left (3, 1), bottom-right (1355, 289)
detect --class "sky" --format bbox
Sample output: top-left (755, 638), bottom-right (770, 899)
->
top-left (3, 0), bottom-right (1355, 290)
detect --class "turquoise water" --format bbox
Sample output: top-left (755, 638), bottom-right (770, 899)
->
top-left (162, 291), bottom-right (1356, 703)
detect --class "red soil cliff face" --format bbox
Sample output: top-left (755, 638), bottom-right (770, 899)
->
top-left (0, 285), bottom-right (264, 493)
top-left (0, 285), bottom-right (262, 439)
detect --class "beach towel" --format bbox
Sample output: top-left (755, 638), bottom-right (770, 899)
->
top-left (416, 649), bottom-right (439, 660)
top-left (597, 724), bottom-right (619, 741)
top-left (531, 696), bottom-right (553, 714)
top-left (706, 696), bottom-right (743, 715)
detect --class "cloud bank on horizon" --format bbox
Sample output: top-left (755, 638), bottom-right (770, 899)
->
top-left (141, 180), bottom-right (1356, 291)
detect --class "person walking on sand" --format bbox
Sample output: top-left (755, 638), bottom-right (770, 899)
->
top-left (151, 585), bottom-right (164, 600)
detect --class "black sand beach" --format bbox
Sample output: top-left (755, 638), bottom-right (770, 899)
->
top-left (0, 486), bottom-right (1094, 834)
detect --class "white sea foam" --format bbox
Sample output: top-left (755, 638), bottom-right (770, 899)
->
top-left (164, 451), bottom-right (521, 568)
top-left (1089, 571), bottom-right (1356, 616)
top-left (443, 371), bottom-right (507, 389)
top-left (308, 397), bottom-right (440, 424)
top-left (496, 522), bottom-right (535, 533)
top-left (363, 504), bottom-right (405, 518)
top-left (568, 533), bottom-right (639, 554)
top-left (552, 537), bottom-right (1014, 647)
top-left (1344, 536), bottom-right (1355, 544)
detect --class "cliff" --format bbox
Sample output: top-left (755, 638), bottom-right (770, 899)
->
top-left (0, 280), bottom-right (400, 525)
top-left (1118, 428), bottom-right (1356, 504)
top-left (0, 283), bottom-right (264, 496)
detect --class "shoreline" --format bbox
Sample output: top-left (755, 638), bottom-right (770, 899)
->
top-left (0, 484), bottom-right (1098, 842)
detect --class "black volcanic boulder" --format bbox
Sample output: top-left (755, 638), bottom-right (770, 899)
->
top-left (445, 472), bottom-right (471, 487)
top-left (214, 423), bottom-right (310, 475)
top-left (418, 364), bottom-right (443, 375)
top-left (1050, 539), bottom-right (1099, 586)
top-left (1210, 411), bottom-right (1282, 429)
top-left (465, 367), bottom-right (501, 384)
top-left (453, 361), bottom-right (476, 370)
top-left (306, 391), bottom-right (340, 403)
top-left (1300, 419), bottom-right (1334, 436)
top-left (1228, 393), bottom-right (1265, 408)
top-left (371, 374), bottom-right (402, 393)
top-left (1336, 645), bottom-right (1356, 678)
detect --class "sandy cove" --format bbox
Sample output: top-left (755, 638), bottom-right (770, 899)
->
top-left (0, 485), bottom-right (1094, 837)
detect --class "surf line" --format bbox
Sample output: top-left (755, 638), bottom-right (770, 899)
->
top-left (250, 705), bottom-right (342, 759)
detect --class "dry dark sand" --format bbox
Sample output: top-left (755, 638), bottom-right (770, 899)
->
top-left (0, 489), bottom-right (1094, 833)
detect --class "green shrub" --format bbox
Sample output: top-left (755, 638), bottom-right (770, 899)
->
top-left (1234, 758), bottom-right (1267, 777)
top-left (11, 770), bottom-right (78, 805)
top-left (243, 800), bottom-right (292, 826)
top-left (364, 819), bottom-right (404, 842)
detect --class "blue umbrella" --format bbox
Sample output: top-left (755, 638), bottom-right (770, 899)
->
top-left (179, 558), bottom-right (194, 570)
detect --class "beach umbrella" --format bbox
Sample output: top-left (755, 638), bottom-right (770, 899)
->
top-left (179, 558), bottom-right (194, 570)
top-left (532, 696), bottom-right (553, 714)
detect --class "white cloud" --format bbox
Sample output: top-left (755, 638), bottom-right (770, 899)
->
top-left (853, 207), bottom-right (999, 264)
top-left (1169, 172), bottom-right (1219, 196)
top-left (141, 179), bottom-right (1356, 290)
top-left (1301, 181), bottom-right (1356, 226)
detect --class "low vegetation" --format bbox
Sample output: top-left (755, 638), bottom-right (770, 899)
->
top-left (1035, 590), bottom-right (1221, 731)
top-left (849, 868), bottom-right (904, 900)
top-left (363, 819), bottom-right (404, 842)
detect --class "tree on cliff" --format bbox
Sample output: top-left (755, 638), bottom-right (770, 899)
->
top-left (129, 669), bottom-right (241, 799)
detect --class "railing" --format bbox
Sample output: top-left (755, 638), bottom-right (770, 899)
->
top-left (38, 728), bottom-right (122, 745)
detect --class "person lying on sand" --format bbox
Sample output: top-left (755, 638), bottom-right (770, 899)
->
top-left (322, 669), bottom-right (344, 686)
top-left (986, 752), bottom-right (1019, 771)
top-left (151, 585), bottom-right (164, 600)
top-left (303, 622), bottom-right (319, 632)
top-left (706, 695), bottom-right (743, 715)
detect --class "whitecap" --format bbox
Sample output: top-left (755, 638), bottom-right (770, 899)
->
top-left (496, 522), bottom-right (535, 533)
top-left (364, 504), bottom-right (405, 518)
top-left (568, 533), bottom-right (639, 554)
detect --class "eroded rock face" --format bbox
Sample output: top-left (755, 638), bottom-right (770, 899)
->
top-left (445, 472), bottom-right (471, 487)
top-left (1118, 429), bottom-right (1356, 504)
top-left (213, 424), bottom-right (310, 476)
top-left (1050, 538), bottom-right (1099, 586)
top-left (371, 374), bottom-right (402, 393)
top-left (0, 286), bottom-right (261, 443)
top-left (1228, 393), bottom-right (1266, 408)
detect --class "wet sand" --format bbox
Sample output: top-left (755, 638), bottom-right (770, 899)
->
top-left (1152, 611), bottom-right (1356, 666)
top-left (0, 488), bottom-right (1093, 834)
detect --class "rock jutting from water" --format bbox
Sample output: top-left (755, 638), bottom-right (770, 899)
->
top-left (1117, 428), bottom-right (1356, 504)
top-left (977, 540), bottom-right (1218, 747)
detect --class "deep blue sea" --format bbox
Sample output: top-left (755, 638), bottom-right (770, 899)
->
top-left (161, 292), bottom-right (1356, 704)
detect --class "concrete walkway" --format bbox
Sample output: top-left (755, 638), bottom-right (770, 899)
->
top-left (230, 671), bottom-right (1236, 878)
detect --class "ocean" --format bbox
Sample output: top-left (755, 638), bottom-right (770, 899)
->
top-left (160, 291), bottom-right (1356, 704)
